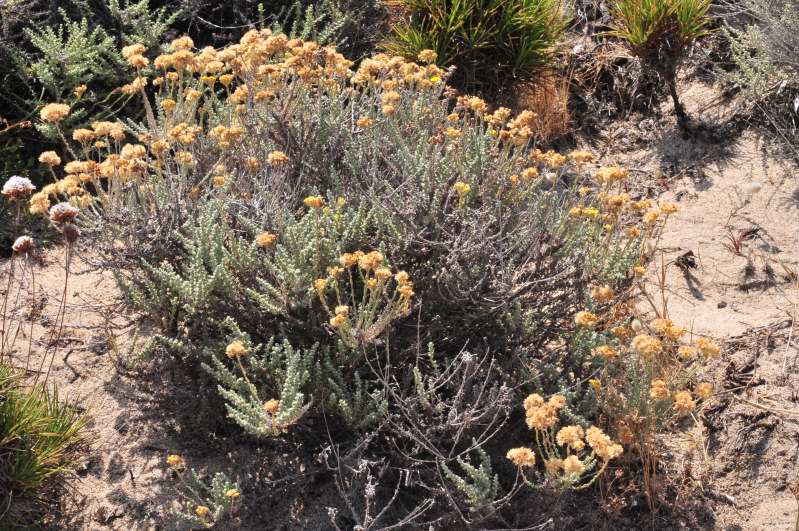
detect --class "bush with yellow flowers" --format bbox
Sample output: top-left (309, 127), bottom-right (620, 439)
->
top-left (34, 30), bottom-right (679, 527)
top-left (166, 454), bottom-right (241, 528)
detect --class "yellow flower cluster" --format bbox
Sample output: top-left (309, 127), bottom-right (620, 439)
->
top-left (40, 103), bottom-right (70, 123)
top-left (524, 393), bottom-right (565, 430)
top-left (506, 447), bottom-right (536, 467)
top-left (225, 340), bottom-right (248, 359)
top-left (574, 310), bottom-right (599, 328)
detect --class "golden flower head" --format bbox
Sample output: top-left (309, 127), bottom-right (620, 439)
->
top-left (677, 345), bottom-right (698, 360)
top-left (74, 84), bottom-right (87, 97)
top-left (588, 378), bottom-right (601, 391)
top-left (585, 426), bottom-right (623, 461)
top-left (304, 195), bottom-right (325, 209)
top-left (166, 454), bottom-right (185, 470)
top-left (592, 345), bottom-right (618, 360)
top-left (356, 116), bottom-right (374, 128)
top-left (523, 393), bottom-right (545, 411)
top-left (590, 285), bottom-right (614, 303)
top-left (574, 310), bottom-right (599, 328)
top-left (673, 390), bottom-right (695, 413)
top-left (649, 379), bottom-right (670, 400)
top-left (225, 340), bottom-right (248, 359)
top-left (38, 150), bottom-right (62, 167)
top-left (453, 181), bottom-right (471, 197)
top-left (195, 505), bottom-right (210, 518)
top-left (121, 43), bottom-right (146, 59)
top-left (696, 382), bottom-right (713, 399)
top-left (660, 202), bottom-right (679, 215)
top-left (224, 488), bottom-right (240, 499)
top-left (330, 314), bottom-right (347, 328)
top-left (314, 278), bottom-right (327, 293)
top-left (256, 232), bottom-right (277, 248)
top-left (696, 337), bottom-right (720, 358)
top-left (562, 455), bottom-right (585, 475)
top-left (40, 103), bottom-right (70, 123)
top-left (506, 447), bottom-right (536, 468)
top-left (569, 150), bottom-right (595, 164)
top-left (263, 398), bottom-right (281, 414)
top-left (267, 150), bottom-right (288, 166)
top-left (556, 425), bottom-right (585, 451)
top-left (631, 334), bottom-right (663, 358)
top-left (417, 49), bottom-right (438, 64)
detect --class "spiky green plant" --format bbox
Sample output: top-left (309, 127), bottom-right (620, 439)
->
top-left (383, 0), bottom-right (568, 89)
top-left (0, 362), bottom-right (84, 527)
top-left (608, 0), bottom-right (711, 122)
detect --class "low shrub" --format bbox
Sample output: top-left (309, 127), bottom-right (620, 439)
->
top-left (723, 0), bottom-right (799, 155)
top-left (382, 0), bottom-right (568, 90)
top-left (0, 362), bottom-right (85, 527)
top-left (29, 30), bottom-right (717, 526)
top-left (608, 0), bottom-right (712, 122)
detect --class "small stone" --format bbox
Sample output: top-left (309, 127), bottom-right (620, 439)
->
top-left (717, 301), bottom-right (728, 309)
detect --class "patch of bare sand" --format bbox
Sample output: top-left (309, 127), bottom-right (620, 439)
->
top-left (614, 79), bottom-right (799, 531)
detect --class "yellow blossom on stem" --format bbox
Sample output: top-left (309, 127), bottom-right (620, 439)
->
top-left (574, 310), bottom-right (599, 328)
top-left (506, 447), bottom-right (536, 468)
top-left (225, 340), bottom-right (247, 359)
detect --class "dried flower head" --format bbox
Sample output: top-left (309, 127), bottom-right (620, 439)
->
top-left (631, 334), bottom-right (663, 358)
top-left (304, 195), bottom-right (324, 209)
top-left (12, 236), bottom-right (34, 254)
top-left (48, 202), bottom-right (79, 224)
top-left (696, 382), bottom-right (713, 399)
top-left (267, 151), bottom-right (288, 166)
top-left (506, 447), bottom-right (536, 468)
top-left (2, 176), bottom-right (36, 200)
top-left (673, 390), bottom-right (695, 413)
top-left (225, 340), bottom-right (248, 359)
top-left (590, 285), bottom-right (615, 303)
top-left (256, 232), bottom-right (277, 248)
top-left (38, 151), bottom-right (62, 167)
top-left (649, 379), bottom-right (669, 400)
top-left (562, 455), bottom-right (585, 475)
top-left (696, 337), bottom-right (720, 358)
top-left (574, 310), bottom-right (599, 328)
top-left (417, 49), bottom-right (438, 64)
top-left (592, 345), bottom-right (618, 360)
top-left (263, 399), bottom-right (281, 414)
top-left (556, 425), bottom-right (585, 451)
top-left (40, 103), bottom-right (70, 123)
top-left (677, 345), bottom-right (698, 360)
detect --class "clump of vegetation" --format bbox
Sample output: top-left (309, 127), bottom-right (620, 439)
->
top-left (383, 0), bottom-right (568, 90)
top-left (608, 0), bottom-right (712, 123)
top-left (723, 0), bottom-right (799, 154)
top-left (23, 26), bottom-right (723, 526)
top-left (0, 362), bottom-right (85, 528)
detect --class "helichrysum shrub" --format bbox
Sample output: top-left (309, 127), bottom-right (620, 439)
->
top-left (382, 0), bottom-right (568, 89)
top-left (608, 0), bottom-right (711, 122)
top-left (31, 29), bottom-right (687, 524)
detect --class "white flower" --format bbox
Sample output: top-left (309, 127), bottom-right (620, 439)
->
top-left (2, 176), bottom-right (36, 200)
top-left (48, 202), bottom-right (79, 224)
top-left (12, 236), bottom-right (34, 254)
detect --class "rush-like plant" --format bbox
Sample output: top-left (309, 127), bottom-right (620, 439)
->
top-left (608, 0), bottom-right (711, 123)
top-left (383, 0), bottom-right (568, 89)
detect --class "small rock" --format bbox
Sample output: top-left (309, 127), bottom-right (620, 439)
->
top-left (717, 301), bottom-right (728, 309)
